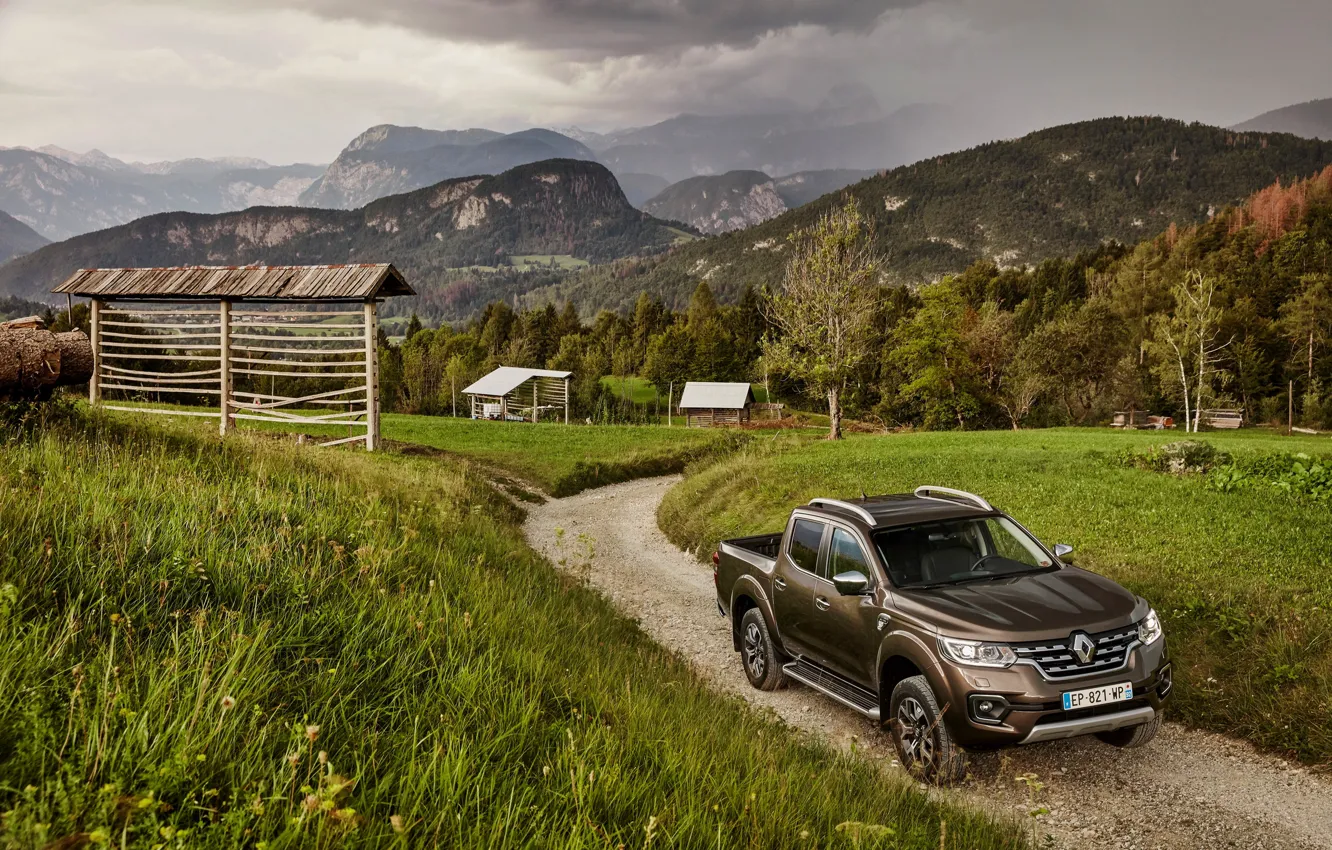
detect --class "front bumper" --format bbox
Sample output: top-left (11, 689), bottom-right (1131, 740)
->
top-left (932, 637), bottom-right (1170, 749)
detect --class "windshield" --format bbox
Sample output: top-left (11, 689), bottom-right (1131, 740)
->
top-left (872, 517), bottom-right (1056, 588)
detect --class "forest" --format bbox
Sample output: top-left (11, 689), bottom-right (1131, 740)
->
top-left (383, 166), bottom-right (1332, 432)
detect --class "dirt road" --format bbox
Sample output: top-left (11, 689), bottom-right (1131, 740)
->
top-left (522, 476), bottom-right (1332, 850)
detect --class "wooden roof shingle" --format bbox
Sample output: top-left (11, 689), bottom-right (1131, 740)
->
top-left (53, 264), bottom-right (414, 301)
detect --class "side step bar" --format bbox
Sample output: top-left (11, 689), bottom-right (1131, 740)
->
top-left (783, 658), bottom-right (881, 721)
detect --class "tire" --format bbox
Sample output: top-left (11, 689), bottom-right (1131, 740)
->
top-left (889, 675), bottom-right (967, 784)
top-left (1096, 711), bottom-right (1162, 748)
top-left (739, 608), bottom-right (787, 691)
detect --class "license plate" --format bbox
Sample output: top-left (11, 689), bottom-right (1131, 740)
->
top-left (1062, 682), bottom-right (1133, 711)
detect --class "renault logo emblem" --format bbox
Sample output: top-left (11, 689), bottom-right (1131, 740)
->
top-left (1071, 633), bottom-right (1097, 664)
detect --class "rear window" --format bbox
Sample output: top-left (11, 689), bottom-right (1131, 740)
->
top-left (788, 519), bottom-right (824, 573)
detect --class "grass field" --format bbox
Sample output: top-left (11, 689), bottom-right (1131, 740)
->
top-left (95, 405), bottom-right (738, 498)
top-left (383, 414), bottom-right (740, 496)
top-left (659, 428), bottom-right (1332, 766)
top-left (0, 405), bottom-right (1023, 849)
top-left (510, 254), bottom-right (590, 271)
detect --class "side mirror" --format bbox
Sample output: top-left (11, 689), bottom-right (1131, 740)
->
top-left (832, 571), bottom-right (871, 595)
top-left (1053, 544), bottom-right (1074, 559)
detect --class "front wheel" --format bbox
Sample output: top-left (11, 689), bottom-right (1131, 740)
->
top-left (739, 608), bottom-right (787, 691)
top-left (889, 675), bottom-right (967, 784)
top-left (1096, 711), bottom-right (1162, 748)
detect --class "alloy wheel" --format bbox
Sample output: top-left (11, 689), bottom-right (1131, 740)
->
top-left (743, 622), bottom-right (766, 679)
top-left (896, 696), bottom-right (935, 767)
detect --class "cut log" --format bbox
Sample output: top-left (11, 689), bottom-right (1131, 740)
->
top-left (0, 327), bottom-right (94, 400)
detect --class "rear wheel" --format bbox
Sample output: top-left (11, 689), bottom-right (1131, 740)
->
top-left (1096, 711), bottom-right (1162, 748)
top-left (739, 608), bottom-right (787, 691)
top-left (889, 675), bottom-right (967, 784)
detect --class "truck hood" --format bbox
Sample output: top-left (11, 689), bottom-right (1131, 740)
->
top-left (891, 566), bottom-right (1147, 641)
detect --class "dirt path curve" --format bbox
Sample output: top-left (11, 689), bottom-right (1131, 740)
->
top-left (523, 476), bottom-right (1332, 850)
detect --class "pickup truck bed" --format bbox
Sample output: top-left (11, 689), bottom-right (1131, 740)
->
top-left (718, 533), bottom-right (780, 572)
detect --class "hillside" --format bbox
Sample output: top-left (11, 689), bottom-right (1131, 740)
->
top-left (0, 210), bottom-right (48, 263)
top-left (0, 148), bottom-right (323, 240)
top-left (641, 169), bottom-right (876, 233)
top-left (537, 117), bottom-right (1332, 312)
top-left (0, 160), bottom-right (681, 304)
top-left (1234, 97), bottom-right (1332, 140)
top-left (300, 125), bottom-right (598, 209)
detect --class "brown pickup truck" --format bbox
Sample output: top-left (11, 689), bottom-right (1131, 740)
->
top-left (713, 486), bottom-right (1170, 781)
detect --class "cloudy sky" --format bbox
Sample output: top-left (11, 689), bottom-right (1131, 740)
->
top-left (0, 0), bottom-right (1328, 164)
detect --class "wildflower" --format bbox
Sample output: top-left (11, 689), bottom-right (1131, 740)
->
top-left (302, 794), bottom-right (320, 813)
top-left (221, 696), bottom-right (236, 710)
top-left (463, 611), bottom-right (472, 628)
top-left (318, 751), bottom-right (328, 765)
top-left (286, 753), bottom-right (300, 767)
top-left (542, 765), bottom-right (550, 777)
top-left (390, 815), bottom-right (405, 834)
top-left (306, 724), bottom-right (320, 742)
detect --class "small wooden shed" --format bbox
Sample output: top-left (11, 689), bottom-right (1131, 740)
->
top-left (677, 382), bottom-right (755, 428)
top-left (463, 366), bottom-right (572, 423)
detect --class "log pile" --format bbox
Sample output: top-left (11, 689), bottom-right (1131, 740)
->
top-left (0, 316), bottom-right (94, 401)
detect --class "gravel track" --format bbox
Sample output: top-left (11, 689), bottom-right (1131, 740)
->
top-left (522, 475), bottom-right (1332, 850)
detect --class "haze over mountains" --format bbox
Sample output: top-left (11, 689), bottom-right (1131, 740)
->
top-left (0, 211), bottom-right (48, 264)
top-left (1234, 98), bottom-right (1332, 140)
top-left (0, 147), bottom-right (325, 241)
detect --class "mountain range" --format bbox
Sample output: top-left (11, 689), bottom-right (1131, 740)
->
top-left (0, 160), bottom-right (683, 316)
top-left (528, 117), bottom-right (1332, 314)
top-left (0, 147), bottom-right (324, 241)
top-left (0, 211), bottom-right (48, 264)
top-left (1234, 97), bottom-right (1332, 140)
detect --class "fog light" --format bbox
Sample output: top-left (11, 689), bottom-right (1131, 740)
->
top-left (968, 694), bottom-right (1011, 725)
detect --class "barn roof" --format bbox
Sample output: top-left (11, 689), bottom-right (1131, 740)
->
top-left (463, 366), bottom-right (572, 397)
top-left (53, 264), bottom-right (414, 301)
top-left (678, 382), bottom-right (755, 410)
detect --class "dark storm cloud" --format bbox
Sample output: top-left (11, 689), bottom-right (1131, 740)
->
top-left (225, 0), bottom-right (924, 55)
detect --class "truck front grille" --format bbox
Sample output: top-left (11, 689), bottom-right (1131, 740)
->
top-left (1009, 625), bottom-right (1139, 679)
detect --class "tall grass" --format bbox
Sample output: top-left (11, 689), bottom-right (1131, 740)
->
top-left (659, 428), bottom-right (1332, 766)
top-left (0, 407), bottom-right (1022, 849)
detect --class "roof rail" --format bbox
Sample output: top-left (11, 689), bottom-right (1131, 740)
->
top-left (807, 498), bottom-right (877, 525)
top-left (913, 486), bottom-right (993, 512)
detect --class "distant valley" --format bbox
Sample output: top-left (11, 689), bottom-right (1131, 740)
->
top-left (641, 169), bottom-right (876, 234)
top-left (0, 159), bottom-right (683, 320)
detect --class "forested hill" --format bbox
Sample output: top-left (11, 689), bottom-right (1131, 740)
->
top-left (0, 159), bottom-right (682, 303)
top-left (535, 117), bottom-right (1332, 313)
top-left (0, 211), bottom-right (48, 264)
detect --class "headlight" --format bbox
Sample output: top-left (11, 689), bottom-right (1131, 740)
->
top-left (1138, 608), bottom-right (1163, 645)
top-left (938, 636), bottom-right (1017, 668)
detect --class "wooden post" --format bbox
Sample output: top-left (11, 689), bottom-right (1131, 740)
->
top-left (1288, 379), bottom-right (1294, 436)
top-left (564, 376), bottom-right (570, 424)
top-left (533, 380), bottom-right (538, 424)
top-left (88, 299), bottom-right (102, 405)
top-left (219, 300), bottom-right (234, 436)
top-left (364, 300), bottom-right (380, 451)
top-left (668, 381), bottom-right (673, 427)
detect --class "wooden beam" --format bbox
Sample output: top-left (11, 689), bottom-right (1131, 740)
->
top-left (219, 300), bottom-right (234, 435)
top-left (364, 300), bottom-right (380, 451)
top-left (89, 299), bottom-right (102, 405)
top-left (565, 376), bottom-right (570, 425)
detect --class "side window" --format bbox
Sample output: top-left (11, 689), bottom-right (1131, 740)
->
top-left (827, 528), bottom-right (871, 581)
top-left (788, 519), bottom-right (824, 573)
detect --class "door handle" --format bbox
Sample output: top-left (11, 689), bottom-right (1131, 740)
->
top-left (773, 577), bottom-right (787, 591)
top-left (814, 596), bottom-right (830, 611)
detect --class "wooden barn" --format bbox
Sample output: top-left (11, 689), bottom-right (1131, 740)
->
top-left (677, 381), bottom-right (755, 428)
top-left (462, 366), bottom-right (572, 423)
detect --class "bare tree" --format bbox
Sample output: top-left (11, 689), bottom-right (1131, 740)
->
top-left (997, 340), bottom-right (1047, 430)
top-left (1153, 270), bottom-right (1230, 432)
top-left (763, 202), bottom-right (882, 440)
